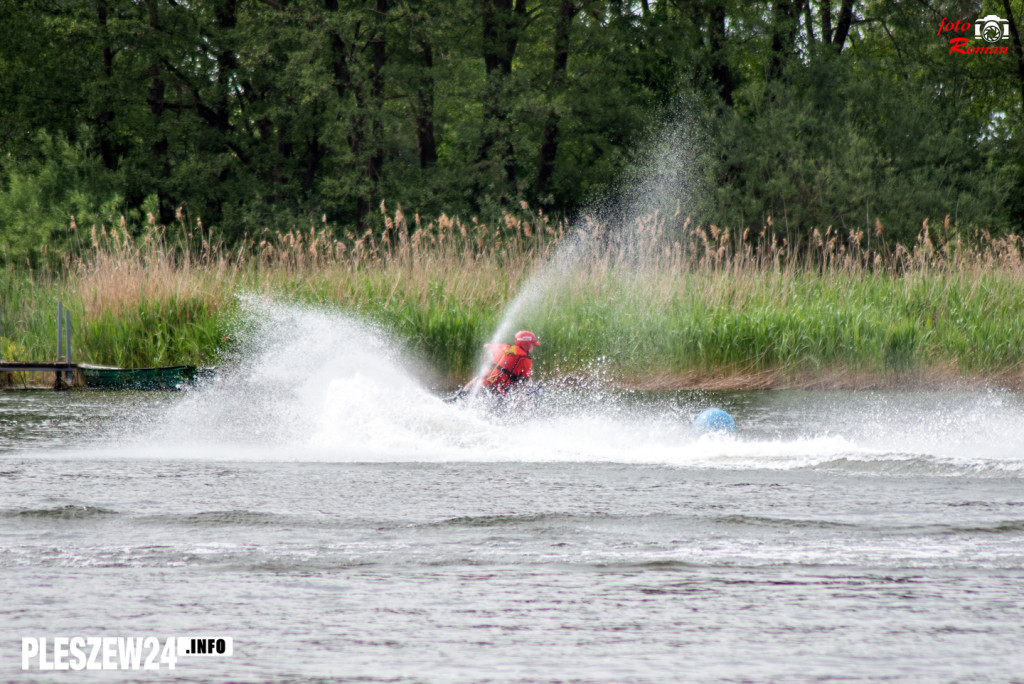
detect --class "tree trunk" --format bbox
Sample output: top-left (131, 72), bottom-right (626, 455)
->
top-left (535, 0), bottom-right (577, 208)
top-left (304, 134), bottom-right (325, 197)
top-left (213, 0), bottom-right (238, 132)
top-left (767, 0), bottom-right (800, 81)
top-left (831, 0), bottom-right (854, 52)
top-left (708, 1), bottom-right (734, 106)
top-left (415, 37), bottom-right (438, 169)
top-left (477, 0), bottom-right (526, 197)
top-left (820, 0), bottom-right (833, 44)
top-left (368, 0), bottom-right (389, 246)
top-left (145, 0), bottom-right (174, 225)
top-left (803, 0), bottom-right (815, 44)
top-left (481, 0), bottom-right (524, 76)
top-left (1002, 0), bottom-right (1024, 116)
top-left (204, 0), bottom-right (239, 232)
top-left (96, 0), bottom-right (117, 170)
top-left (325, 0), bottom-right (370, 230)
top-left (275, 121), bottom-right (293, 200)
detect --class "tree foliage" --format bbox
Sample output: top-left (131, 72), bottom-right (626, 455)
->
top-left (0, 0), bottom-right (1021, 264)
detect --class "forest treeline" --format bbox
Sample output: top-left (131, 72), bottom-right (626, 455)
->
top-left (1, 0), bottom-right (1023, 265)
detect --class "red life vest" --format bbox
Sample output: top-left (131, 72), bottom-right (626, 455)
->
top-left (480, 343), bottom-right (533, 395)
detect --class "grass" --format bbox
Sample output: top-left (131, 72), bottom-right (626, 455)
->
top-left (2, 206), bottom-right (1023, 389)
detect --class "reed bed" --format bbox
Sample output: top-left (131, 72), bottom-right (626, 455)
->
top-left (2, 203), bottom-right (1023, 389)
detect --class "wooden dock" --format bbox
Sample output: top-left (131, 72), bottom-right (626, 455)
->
top-left (0, 361), bottom-right (78, 388)
top-left (1, 302), bottom-right (76, 389)
top-left (2, 303), bottom-right (207, 390)
top-left (0, 362), bottom-right (78, 389)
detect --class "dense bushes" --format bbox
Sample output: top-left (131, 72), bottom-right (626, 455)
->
top-left (1, 1), bottom-right (1020, 268)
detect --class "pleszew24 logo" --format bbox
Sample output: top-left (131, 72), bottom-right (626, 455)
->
top-left (21, 636), bottom-right (233, 671)
top-left (937, 14), bottom-right (1011, 55)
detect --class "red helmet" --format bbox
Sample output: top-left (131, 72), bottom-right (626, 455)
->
top-left (514, 330), bottom-right (540, 351)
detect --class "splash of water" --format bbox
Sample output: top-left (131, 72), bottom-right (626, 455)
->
top-left (92, 297), bottom-right (1024, 476)
top-left (149, 297), bottom-right (484, 457)
top-left (479, 108), bottom-right (704, 384)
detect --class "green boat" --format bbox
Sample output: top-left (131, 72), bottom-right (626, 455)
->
top-left (78, 364), bottom-right (208, 391)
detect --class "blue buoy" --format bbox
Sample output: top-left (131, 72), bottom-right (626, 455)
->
top-left (692, 408), bottom-right (737, 436)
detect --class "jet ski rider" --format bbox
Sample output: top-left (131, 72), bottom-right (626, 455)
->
top-left (457, 330), bottom-right (541, 399)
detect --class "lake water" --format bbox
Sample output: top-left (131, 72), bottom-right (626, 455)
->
top-left (2, 303), bottom-right (1024, 682)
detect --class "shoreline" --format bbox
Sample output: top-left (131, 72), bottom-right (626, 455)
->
top-left (5, 364), bottom-right (1024, 392)
top-left (426, 364), bottom-right (1024, 393)
top-left (615, 365), bottom-right (1024, 391)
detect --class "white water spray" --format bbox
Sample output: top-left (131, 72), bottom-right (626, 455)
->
top-left (69, 296), bottom-right (1015, 474)
top-left (480, 108), bottom-right (704, 382)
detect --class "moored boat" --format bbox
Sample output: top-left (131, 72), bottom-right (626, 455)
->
top-left (78, 364), bottom-right (208, 391)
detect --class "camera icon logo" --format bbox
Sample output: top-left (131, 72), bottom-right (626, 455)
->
top-left (975, 14), bottom-right (1010, 43)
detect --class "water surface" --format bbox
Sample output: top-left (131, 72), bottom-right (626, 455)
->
top-left (2, 304), bottom-right (1023, 682)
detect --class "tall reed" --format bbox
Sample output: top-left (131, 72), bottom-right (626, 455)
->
top-left (2, 204), bottom-right (1022, 388)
